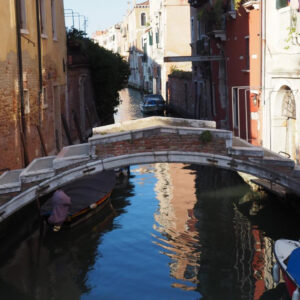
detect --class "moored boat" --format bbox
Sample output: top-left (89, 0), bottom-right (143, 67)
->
top-left (273, 239), bottom-right (300, 300)
top-left (41, 170), bottom-right (116, 231)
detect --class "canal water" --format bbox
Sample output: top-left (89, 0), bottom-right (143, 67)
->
top-left (1, 88), bottom-right (300, 300)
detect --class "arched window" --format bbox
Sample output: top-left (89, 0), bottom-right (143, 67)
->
top-left (141, 13), bottom-right (146, 26)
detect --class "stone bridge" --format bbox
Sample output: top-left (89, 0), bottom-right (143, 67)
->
top-left (0, 116), bottom-right (300, 224)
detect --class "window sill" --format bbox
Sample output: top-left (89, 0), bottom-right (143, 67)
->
top-left (241, 69), bottom-right (250, 73)
top-left (276, 6), bottom-right (290, 13)
top-left (53, 37), bottom-right (58, 42)
top-left (41, 33), bottom-right (48, 39)
top-left (42, 104), bottom-right (48, 109)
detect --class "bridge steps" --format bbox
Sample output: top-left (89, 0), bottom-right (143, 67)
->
top-left (0, 169), bottom-right (23, 194)
top-left (232, 137), bottom-right (295, 169)
top-left (53, 144), bottom-right (90, 170)
top-left (0, 144), bottom-right (91, 195)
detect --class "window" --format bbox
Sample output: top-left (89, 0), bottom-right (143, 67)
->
top-left (18, 0), bottom-right (27, 31)
top-left (40, 0), bottom-right (47, 36)
top-left (191, 17), bottom-right (194, 42)
top-left (233, 88), bottom-right (238, 128)
top-left (149, 31), bottom-right (153, 46)
top-left (51, 0), bottom-right (57, 40)
top-left (245, 37), bottom-right (250, 70)
top-left (197, 20), bottom-right (201, 40)
top-left (141, 13), bottom-right (146, 26)
top-left (276, 0), bottom-right (289, 9)
top-left (212, 82), bottom-right (216, 116)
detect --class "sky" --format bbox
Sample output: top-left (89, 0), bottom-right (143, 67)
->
top-left (63, 0), bottom-right (131, 36)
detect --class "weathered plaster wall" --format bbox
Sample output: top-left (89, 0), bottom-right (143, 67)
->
top-left (0, 0), bottom-right (67, 171)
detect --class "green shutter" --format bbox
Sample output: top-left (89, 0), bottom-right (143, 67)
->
top-left (149, 31), bottom-right (153, 46)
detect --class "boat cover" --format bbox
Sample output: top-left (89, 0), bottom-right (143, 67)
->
top-left (48, 190), bottom-right (71, 225)
top-left (287, 247), bottom-right (300, 286)
top-left (41, 170), bottom-right (116, 216)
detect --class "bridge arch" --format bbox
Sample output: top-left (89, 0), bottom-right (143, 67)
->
top-left (0, 150), bottom-right (298, 223)
top-left (0, 116), bottom-right (299, 223)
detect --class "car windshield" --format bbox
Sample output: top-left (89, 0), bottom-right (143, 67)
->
top-left (145, 99), bottom-right (164, 104)
top-left (146, 100), bottom-right (158, 105)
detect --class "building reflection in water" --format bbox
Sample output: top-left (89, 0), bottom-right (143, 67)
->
top-left (1, 161), bottom-right (299, 299)
top-left (152, 163), bottom-right (200, 292)
top-left (150, 163), bottom-right (281, 300)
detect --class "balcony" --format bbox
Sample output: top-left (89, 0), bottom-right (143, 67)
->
top-left (188, 0), bottom-right (209, 8)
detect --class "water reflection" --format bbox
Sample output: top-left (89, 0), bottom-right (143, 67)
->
top-left (1, 163), bottom-right (300, 299)
top-left (114, 88), bottom-right (143, 123)
top-left (0, 178), bottom-right (134, 300)
top-left (152, 163), bottom-right (200, 292)
top-left (149, 164), bottom-right (300, 300)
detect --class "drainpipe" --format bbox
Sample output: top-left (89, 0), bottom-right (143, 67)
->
top-left (15, 0), bottom-right (28, 166)
top-left (36, 0), bottom-right (43, 125)
top-left (261, 0), bottom-right (267, 147)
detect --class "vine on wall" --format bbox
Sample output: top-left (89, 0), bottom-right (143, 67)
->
top-left (234, 0), bottom-right (242, 10)
top-left (285, 8), bottom-right (298, 48)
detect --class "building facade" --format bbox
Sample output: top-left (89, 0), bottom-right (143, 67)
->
top-left (263, 0), bottom-right (300, 162)
top-left (0, 0), bottom-right (67, 171)
top-left (150, 0), bottom-right (192, 98)
top-left (188, 0), bottom-right (261, 141)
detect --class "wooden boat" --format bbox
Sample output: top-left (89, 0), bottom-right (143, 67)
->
top-left (273, 239), bottom-right (300, 300)
top-left (41, 170), bottom-right (116, 231)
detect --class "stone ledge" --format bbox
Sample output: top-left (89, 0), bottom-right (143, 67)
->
top-left (249, 157), bottom-right (295, 169)
top-left (228, 146), bottom-right (264, 157)
top-left (93, 116), bottom-right (216, 135)
top-left (0, 169), bottom-right (23, 193)
top-left (20, 156), bottom-right (56, 184)
top-left (54, 144), bottom-right (90, 170)
top-left (0, 186), bottom-right (38, 221)
top-left (57, 143), bottom-right (90, 158)
top-left (90, 125), bottom-right (232, 146)
top-left (294, 165), bottom-right (300, 178)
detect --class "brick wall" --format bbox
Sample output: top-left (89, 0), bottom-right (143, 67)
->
top-left (95, 132), bottom-right (227, 159)
top-left (0, 52), bottom-right (23, 170)
top-left (168, 75), bottom-right (194, 118)
top-left (67, 65), bottom-right (100, 142)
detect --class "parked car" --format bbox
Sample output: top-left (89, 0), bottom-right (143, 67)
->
top-left (140, 94), bottom-right (166, 114)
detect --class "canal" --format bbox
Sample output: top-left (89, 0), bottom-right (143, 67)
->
top-left (1, 88), bottom-right (300, 300)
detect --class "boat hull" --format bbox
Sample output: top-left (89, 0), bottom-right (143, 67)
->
top-left (274, 239), bottom-right (300, 298)
top-left (41, 170), bottom-right (116, 231)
